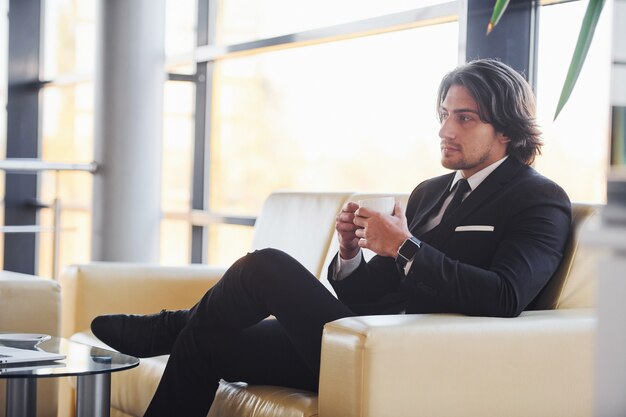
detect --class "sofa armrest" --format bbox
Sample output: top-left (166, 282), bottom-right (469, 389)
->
top-left (61, 262), bottom-right (227, 337)
top-left (0, 271), bottom-right (61, 417)
top-left (0, 270), bottom-right (61, 335)
top-left (319, 309), bottom-right (595, 417)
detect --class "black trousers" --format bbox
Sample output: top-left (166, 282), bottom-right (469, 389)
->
top-left (143, 248), bottom-right (355, 417)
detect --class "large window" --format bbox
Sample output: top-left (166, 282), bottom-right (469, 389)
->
top-left (535, 0), bottom-right (612, 203)
top-left (160, 81), bottom-right (196, 265)
top-left (202, 0), bottom-right (614, 264)
top-left (43, 0), bottom-right (95, 80)
top-left (39, 0), bottom-right (95, 278)
top-left (3, 0), bottom-right (615, 275)
top-left (207, 21), bottom-right (458, 264)
top-left (215, 0), bottom-right (455, 45)
top-left (160, 3), bottom-right (197, 264)
top-left (159, 0), bottom-right (462, 265)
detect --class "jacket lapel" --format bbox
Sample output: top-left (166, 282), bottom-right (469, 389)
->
top-left (426, 157), bottom-right (525, 247)
top-left (408, 174), bottom-right (455, 233)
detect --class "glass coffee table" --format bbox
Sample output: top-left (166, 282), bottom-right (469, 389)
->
top-left (0, 336), bottom-right (139, 417)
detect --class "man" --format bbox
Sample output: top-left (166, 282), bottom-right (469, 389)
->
top-left (92, 59), bottom-right (571, 417)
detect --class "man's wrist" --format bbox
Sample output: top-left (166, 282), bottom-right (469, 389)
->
top-left (335, 249), bottom-right (362, 281)
top-left (339, 247), bottom-right (360, 260)
top-left (396, 236), bottom-right (422, 268)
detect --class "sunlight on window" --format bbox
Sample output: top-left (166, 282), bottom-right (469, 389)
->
top-left (39, 0), bottom-right (96, 277)
top-left (161, 219), bottom-right (192, 265)
top-left (39, 84), bottom-right (94, 277)
top-left (216, 0), bottom-right (455, 44)
top-left (160, 81), bottom-right (195, 264)
top-left (161, 82), bottom-right (195, 213)
top-left (165, 0), bottom-right (197, 58)
top-left (535, 0), bottom-right (612, 203)
top-left (43, 0), bottom-right (95, 79)
top-left (27, 0), bottom-right (613, 272)
top-left (208, 22), bottom-right (458, 264)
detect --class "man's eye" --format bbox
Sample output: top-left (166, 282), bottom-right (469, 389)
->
top-left (439, 112), bottom-right (449, 121)
top-left (459, 115), bottom-right (472, 122)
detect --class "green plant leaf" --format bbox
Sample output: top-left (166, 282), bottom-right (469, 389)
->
top-left (554, 0), bottom-right (606, 119)
top-left (487, 0), bottom-right (511, 34)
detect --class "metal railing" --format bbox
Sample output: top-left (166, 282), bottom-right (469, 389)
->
top-left (0, 158), bottom-right (98, 279)
top-left (0, 159), bottom-right (97, 173)
top-left (163, 210), bottom-right (256, 227)
top-left (1, 158), bottom-right (257, 277)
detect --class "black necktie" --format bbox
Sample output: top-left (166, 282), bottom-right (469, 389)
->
top-left (441, 179), bottom-right (470, 221)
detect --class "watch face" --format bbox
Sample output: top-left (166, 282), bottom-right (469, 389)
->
top-left (399, 237), bottom-right (421, 260)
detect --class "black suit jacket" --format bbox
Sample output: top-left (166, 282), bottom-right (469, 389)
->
top-left (329, 157), bottom-right (572, 318)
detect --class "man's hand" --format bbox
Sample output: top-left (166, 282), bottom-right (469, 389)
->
top-left (336, 202), bottom-right (361, 260)
top-left (353, 202), bottom-right (412, 258)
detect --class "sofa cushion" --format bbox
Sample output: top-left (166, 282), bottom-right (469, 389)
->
top-left (208, 381), bottom-right (318, 417)
top-left (252, 191), bottom-right (352, 278)
top-left (529, 203), bottom-right (599, 310)
top-left (61, 263), bottom-right (225, 338)
top-left (71, 331), bottom-right (318, 417)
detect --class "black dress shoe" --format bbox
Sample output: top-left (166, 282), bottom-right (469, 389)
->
top-left (91, 310), bottom-right (187, 358)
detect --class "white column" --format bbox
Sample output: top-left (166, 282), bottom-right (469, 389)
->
top-left (92, 0), bottom-right (165, 262)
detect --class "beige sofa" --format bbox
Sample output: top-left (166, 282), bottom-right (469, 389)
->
top-left (0, 270), bottom-right (62, 417)
top-left (60, 192), bottom-right (599, 417)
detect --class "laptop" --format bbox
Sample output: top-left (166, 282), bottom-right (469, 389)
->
top-left (0, 346), bottom-right (66, 365)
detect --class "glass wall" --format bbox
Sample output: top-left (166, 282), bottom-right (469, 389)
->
top-left (158, 1), bottom-right (463, 266)
top-left (204, 0), bottom-right (614, 264)
top-left (215, 0), bottom-right (454, 45)
top-left (160, 81), bottom-right (196, 265)
top-left (39, 0), bottom-right (95, 278)
top-left (207, 21), bottom-right (458, 264)
top-left (4, 0), bottom-right (615, 274)
top-left (535, 0), bottom-right (612, 203)
top-left (165, 0), bottom-right (197, 57)
top-left (160, 3), bottom-right (197, 264)
top-left (38, 0), bottom-right (199, 272)
top-left (43, 0), bottom-right (95, 80)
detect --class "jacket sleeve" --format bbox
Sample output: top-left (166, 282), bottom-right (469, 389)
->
top-left (404, 181), bottom-right (571, 317)
top-left (330, 180), bottom-right (571, 318)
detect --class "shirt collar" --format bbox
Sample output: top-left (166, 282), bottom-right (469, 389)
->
top-left (450, 156), bottom-right (509, 192)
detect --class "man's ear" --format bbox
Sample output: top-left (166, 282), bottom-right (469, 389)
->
top-left (497, 132), bottom-right (510, 144)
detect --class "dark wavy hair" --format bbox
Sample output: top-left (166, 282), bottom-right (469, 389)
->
top-left (436, 59), bottom-right (543, 165)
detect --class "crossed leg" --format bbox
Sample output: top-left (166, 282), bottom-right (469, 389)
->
top-left (143, 248), bottom-right (354, 417)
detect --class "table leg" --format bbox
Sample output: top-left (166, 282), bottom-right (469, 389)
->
top-left (76, 373), bottom-right (111, 417)
top-left (6, 378), bottom-right (37, 417)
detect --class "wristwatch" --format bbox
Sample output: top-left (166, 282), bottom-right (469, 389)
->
top-left (396, 236), bottom-right (422, 269)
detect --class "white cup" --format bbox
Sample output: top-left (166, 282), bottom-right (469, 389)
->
top-left (357, 196), bottom-right (395, 215)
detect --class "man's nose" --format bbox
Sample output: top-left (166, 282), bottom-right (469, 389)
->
top-left (438, 118), bottom-right (454, 139)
